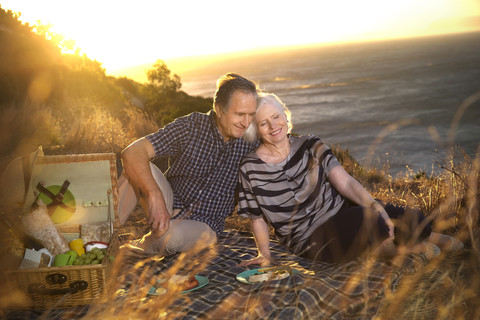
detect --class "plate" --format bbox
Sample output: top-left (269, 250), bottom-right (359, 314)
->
top-left (38, 185), bottom-right (76, 223)
top-left (148, 275), bottom-right (208, 295)
top-left (236, 267), bottom-right (300, 284)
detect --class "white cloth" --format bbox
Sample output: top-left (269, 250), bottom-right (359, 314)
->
top-left (117, 162), bottom-right (173, 224)
top-left (118, 162), bottom-right (216, 256)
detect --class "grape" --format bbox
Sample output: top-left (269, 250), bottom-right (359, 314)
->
top-left (46, 248), bottom-right (111, 266)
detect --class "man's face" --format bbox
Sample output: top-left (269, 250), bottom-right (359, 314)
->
top-left (216, 90), bottom-right (257, 141)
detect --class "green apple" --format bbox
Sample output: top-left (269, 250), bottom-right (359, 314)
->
top-left (66, 250), bottom-right (79, 258)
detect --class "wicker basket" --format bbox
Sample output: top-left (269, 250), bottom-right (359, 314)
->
top-left (4, 152), bottom-right (122, 309)
top-left (8, 262), bottom-right (108, 308)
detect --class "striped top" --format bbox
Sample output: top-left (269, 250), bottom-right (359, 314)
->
top-left (238, 135), bottom-right (345, 254)
top-left (147, 111), bottom-right (258, 235)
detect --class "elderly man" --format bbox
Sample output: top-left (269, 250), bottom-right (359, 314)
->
top-left (119, 73), bottom-right (259, 256)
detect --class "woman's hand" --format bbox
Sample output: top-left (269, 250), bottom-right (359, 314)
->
top-left (373, 202), bottom-right (395, 245)
top-left (382, 217), bottom-right (395, 246)
top-left (238, 218), bottom-right (273, 267)
top-left (238, 254), bottom-right (271, 267)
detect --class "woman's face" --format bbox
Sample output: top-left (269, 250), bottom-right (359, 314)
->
top-left (255, 102), bottom-right (288, 145)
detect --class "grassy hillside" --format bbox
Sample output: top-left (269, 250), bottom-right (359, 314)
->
top-left (0, 6), bottom-right (212, 173)
top-left (0, 5), bottom-right (479, 319)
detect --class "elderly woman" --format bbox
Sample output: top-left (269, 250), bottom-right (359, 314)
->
top-left (238, 93), bottom-right (462, 265)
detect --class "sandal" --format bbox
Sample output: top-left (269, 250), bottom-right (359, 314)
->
top-left (442, 235), bottom-right (464, 252)
top-left (422, 242), bottom-right (441, 260)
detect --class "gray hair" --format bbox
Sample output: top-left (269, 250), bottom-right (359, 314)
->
top-left (213, 73), bottom-right (259, 114)
top-left (242, 93), bottom-right (293, 143)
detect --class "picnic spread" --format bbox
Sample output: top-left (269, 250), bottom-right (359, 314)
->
top-left (1, 149), bottom-right (430, 319)
top-left (4, 229), bottom-right (428, 320)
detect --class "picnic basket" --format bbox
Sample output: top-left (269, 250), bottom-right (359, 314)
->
top-left (2, 149), bottom-right (122, 309)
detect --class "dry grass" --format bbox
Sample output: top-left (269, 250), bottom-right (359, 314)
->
top-left (95, 159), bottom-right (480, 319)
top-left (375, 250), bottom-right (479, 319)
top-left (370, 152), bottom-right (480, 319)
top-left (88, 237), bottom-right (219, 320)
top-left (0, 102), bottom-right (479, 319)
top-left (0, 99), bottom-right (158, 175)
top-left (225, 146), bottom-right (480, 320)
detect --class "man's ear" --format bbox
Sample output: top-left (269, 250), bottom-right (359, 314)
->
top-left (215, 105), bottom-right (225, 118)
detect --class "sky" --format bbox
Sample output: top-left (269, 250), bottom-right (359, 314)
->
top-left (2, 0), bottom-right (480, 76)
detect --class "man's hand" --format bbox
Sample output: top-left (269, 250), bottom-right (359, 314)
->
top-left (147, 195), bottom-right (171, 238)
top-left (121, 138), bottom-right (172, 238)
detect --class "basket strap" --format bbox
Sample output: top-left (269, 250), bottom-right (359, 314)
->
top-left (28, 280), bottom-right (88, 295)
top-left (36, 180), bottom-right (75, 214)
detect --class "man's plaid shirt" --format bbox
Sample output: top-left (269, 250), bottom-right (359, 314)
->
top-left (146, 111), bottom-right (258, 235)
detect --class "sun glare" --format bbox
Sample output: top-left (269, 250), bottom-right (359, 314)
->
top-left (1, 0), bottom-right (479, 73)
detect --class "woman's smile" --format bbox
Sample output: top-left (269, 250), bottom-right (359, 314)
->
top-left (270, 128), bottom-right (282, 136)
top-left (256, 102), bottom-right (289, 145)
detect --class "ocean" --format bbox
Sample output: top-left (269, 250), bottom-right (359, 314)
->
top-left (171, 32), bottom-right (480, 176)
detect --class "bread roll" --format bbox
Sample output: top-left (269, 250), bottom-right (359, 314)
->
top-left (22, 201), bottom-right (69, 255)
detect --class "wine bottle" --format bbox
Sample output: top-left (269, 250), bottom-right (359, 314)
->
top-left (0, 213), bottom-right (45, 251)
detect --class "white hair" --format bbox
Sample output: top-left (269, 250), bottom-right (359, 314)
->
top-left (242, 93), bottom-right (293, 143)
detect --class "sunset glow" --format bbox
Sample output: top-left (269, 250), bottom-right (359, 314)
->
top-left (2, 0), bottom-right (479, 76)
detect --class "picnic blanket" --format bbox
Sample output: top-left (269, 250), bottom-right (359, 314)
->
top-left (4, 230), bottom-right (427, 320)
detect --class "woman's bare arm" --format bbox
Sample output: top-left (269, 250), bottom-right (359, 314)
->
top-left (238, 217), bottom-right (272, 267)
